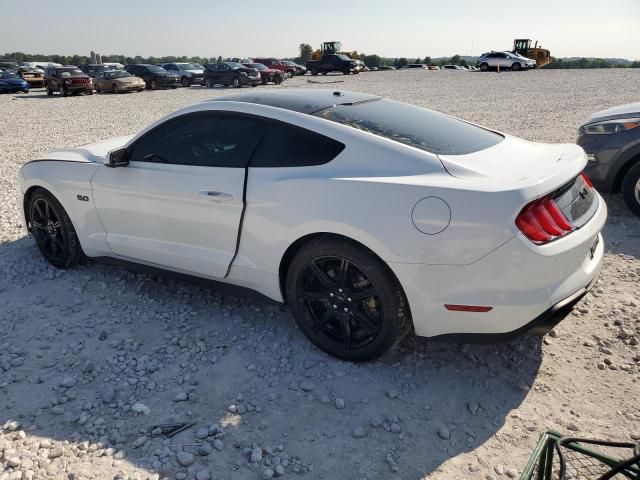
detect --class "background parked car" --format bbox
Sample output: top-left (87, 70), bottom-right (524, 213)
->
top-left (94, 70), bottom-right (146, 94)
top-left (44, 66), bottom-right (93, 96)
top-left (160, 62), bottom-right (205, 87)
top-left (442, 65), bottom-right (468, 71)
top-left (281, 60), bottom-right (306, 75)
top-left (203, 62), bottom-right (261, 88)
top-left (79, 64), bottom-right (114, 78)
top-left (242, 63), bottom-right (284, 85)
top-left (476, 51), bottom-right (536, 71)
top-left (18, 67), bottom-right (45, 87)
top-left (578, 102), bottom-right (640, 216)
top-left (0, 71), bottom-right (30, 94)
top-left (378, 66), bottom-right (396, 71)
top-left (124, 64), bottom-right (181, 90)
top-left (407, 63), bottom-right (427, 69)
top-left (253, 58), bottom-right (297, 77)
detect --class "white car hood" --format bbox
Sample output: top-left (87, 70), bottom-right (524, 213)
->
top-left (438, 136), bottom-right (587, 196)
top-left (35, 135), bottom-right (135, 163)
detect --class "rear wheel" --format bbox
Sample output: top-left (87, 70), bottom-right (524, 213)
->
top-left (28, 189), bottom-right (84, 268)
top-left (622, 161), bottom-right (640, 216)
top-left (512, 62), bottom-right (521, 71)
top-left (311, 67), bottom-right (318, 76)
top-left (285, 238), bottom-right (411, 361)
top-left (112, 83), bottom-right (119, 93)
top-left (205, 78), bottom-right (214, 88)
top-left (181, 76), bottom-right (190, 87)
top-left (480, 62), bottom-right (489, 72)
top-left (150, 79), bottom-right (158, 90)
top-left (262, 77), bottom-right (268, 85)
top-left (232, 76), bottom-right (241, 88)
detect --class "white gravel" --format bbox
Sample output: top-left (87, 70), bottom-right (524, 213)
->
top-left (0, 69), bottom-right (639, 480)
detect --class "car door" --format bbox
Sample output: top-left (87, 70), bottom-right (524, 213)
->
top-left (218, 63), bottom-right (232, 83)
top-left (91, 111), bottom-right (266, 278)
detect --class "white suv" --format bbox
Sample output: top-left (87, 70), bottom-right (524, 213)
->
top-left (477, 51), bottom-right (536, 71)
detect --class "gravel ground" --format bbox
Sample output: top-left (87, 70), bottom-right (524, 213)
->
top-left (0, 69), bottom-right (639, 480)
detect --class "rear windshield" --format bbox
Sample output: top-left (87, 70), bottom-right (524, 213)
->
top-left (314, 98), bottom-right (503, 155)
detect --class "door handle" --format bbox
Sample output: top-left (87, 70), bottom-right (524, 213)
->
top-left (198, 191), bottom-right (233, 202)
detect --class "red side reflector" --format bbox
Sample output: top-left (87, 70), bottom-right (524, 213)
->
top-left (581, 172), bottom-right (593, 188)
top-left (444, 304), bottom-right (493, 312)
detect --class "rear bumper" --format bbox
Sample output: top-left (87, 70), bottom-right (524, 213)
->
top-left (389, 194), bottom-right (607, 339)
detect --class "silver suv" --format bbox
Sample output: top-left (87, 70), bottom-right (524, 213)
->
top-left (477, 52), bottom-right (536, 71)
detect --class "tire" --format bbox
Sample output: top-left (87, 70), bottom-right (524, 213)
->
top-left (311, 67), bottom-right (318, 76)
top-left (480, 62), bottom-right (489, 72)
top-left (285, 237), bottom-right (412, 361)
top-left (274, 75), bottom-right (282, 85)
top-left (87, 89), bottom-right (94, 95)
top-left (59, 85), bottom-right (67, 96)
top-left (321, 71), bottom-right (327, 76)
top-left (47, 86), bottom-right (53, 96)
top-left (150, 79), bottom-right (158, 90)
top-left (512, 62), bottom-right (521, 71)
top-left (181, 76), bottom-right (190, 87)
top-left (95, 84), bottom-right (101, 93)
top-left (622, 161), bottom-right (640, 217)
top-left (112, 83), bottom-right (119, 94)
top-left (205, 78), bottom-right (214, 88)
top-left (232, 76), bottom-right (241, 88)
top-left (262, 77), bottom-right (268, 85)
top-left (28, 189), bottom-right (84, 269)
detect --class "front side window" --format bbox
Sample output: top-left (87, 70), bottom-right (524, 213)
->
top-left (251, 122), bottom-right (345, 167)
top-left (129, 112), bottom-right (265, 168)
top-left (315, 98), bottom-right (503, 155)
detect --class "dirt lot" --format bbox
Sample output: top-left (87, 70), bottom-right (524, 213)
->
top-left (0, 69), bottom-right (639, 480)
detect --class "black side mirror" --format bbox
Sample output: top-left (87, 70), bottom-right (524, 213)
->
top-left (107, 147), bottom-right (129, 168)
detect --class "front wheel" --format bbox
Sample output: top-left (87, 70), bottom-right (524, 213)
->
top-left (285, 238), bottom-right (411, 361)
top-left (28, 189), bottom-right (84, 268)
top-left (622, 161), bottom-right (640, 216)
top-left (232, 76), bottom-right (241, 88)
top-left (205, 78), bottom-right (214, 88)
top-left (512, 62), bottom-right (521, 71)
top-left (59, 85), bottom-right (67, 96)
top-left (480, 62), bottom-right (489, 72)
top-left (181, 76), bottom-right (190, 87)
top-left (311, 67), bottom-right (318, 76)
top-left (112, 83), bottom-right (119, 93)
top-left (150, 79), bottom-right (158, 90)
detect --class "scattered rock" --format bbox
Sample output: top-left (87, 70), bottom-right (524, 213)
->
top-left (176, 451), bottom-right (194, 467)
top-left (352, 427), bottom-right (367, 438)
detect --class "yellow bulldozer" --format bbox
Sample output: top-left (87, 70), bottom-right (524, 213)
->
top-left (310, 41), bottom-right (360, 61)
top-left (512, 38), bottom-right (551, 67)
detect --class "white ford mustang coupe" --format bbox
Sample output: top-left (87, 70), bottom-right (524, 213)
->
top-left (19, 90), bottom-right (606, 360)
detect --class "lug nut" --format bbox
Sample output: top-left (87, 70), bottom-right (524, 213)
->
top-left (347, 298), bottom-right (352, 302)
top-left (338, 288), bottom-right (343, 293)
top-left (333, 304), bottom-right (337, 309)
top-left (343, 308), bottom-right (349, 312)
top-left (329, 293), bottom-right (334, 297)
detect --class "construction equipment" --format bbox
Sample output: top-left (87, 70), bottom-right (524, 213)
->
top-left (512, 39), bottom-right (551, 67)
top-left (310, 41), bottom-right (360, 61)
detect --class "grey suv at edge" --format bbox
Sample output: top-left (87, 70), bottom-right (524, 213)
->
top-left (577, 102), bottom-right (640, 216)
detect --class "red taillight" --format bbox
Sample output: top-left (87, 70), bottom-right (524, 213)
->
top-left (444, 304), bottom-right (493, 312)
top-left (515, 196), bottom-right (574, 244)
top-left (581, 172), bottom-right (593, 188)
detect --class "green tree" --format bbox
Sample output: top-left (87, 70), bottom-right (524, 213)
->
top-left (363, 54), bottom-right (381, 67)
top-left (450, 54), bottom-right (461, 65)
top-left (397, 57), bottom-right (408, 68)
top-left (299, 43), bottom-right (313, 63)
top-left (423, 56), bottom-right (432, 65)
top-left (414, 57), bottom-right (421, 64)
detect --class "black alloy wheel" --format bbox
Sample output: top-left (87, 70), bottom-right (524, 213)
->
top-left (512, 62), bottom-right (521, 71)
top-left (28, 189), bottom-right (84, 268)
top-left (232, 76), bottom-right (241, 88)
top-left (286, 238), bottom-right (411, 361)
top-left (181, 76), bottom-right (190, 87)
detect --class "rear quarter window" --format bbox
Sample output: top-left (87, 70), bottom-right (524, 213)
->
top-left (314, 98), bottom-right (503, 155)
top-left (251, 122), bottom-right (345, 167)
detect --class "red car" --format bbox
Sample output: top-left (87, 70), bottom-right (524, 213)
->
top-left (243, 63), bottom-right (285, 84)
top-left (252, 58), bottom-right (297, 77)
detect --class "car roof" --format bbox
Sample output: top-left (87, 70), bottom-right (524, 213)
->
top-left (205, 89), bottom-right (380, 115)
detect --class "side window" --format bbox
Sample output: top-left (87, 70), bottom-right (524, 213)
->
top-left (129, 113), bottom-right (265, 168)
top-left (251, 122), bottom-right (345, 168)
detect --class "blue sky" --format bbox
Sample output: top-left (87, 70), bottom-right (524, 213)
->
top-left (4, 0), bottom-right (640, 59)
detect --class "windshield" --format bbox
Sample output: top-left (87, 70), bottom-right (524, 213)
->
top-left (0, 72), bottom-right (20, 79)
top-left (108, 70), bottom-right (132, 79)
top-left (56, 68), bottom-right (84, 77)
top-left (282, 61), bottom-right (295, 65)
top-left (148, 65), bottom-right (167, 73)
top-left (336, 54), bottom-right (351, 61)
top-left (92, 65), bottom-right (112, 71)
top-left (315, 98), bottom-right (504, 155)
top-left (178, 63), bottom-right (201, 70)
top-left (226, 62), bottom-right (245, 69)
top-left (245, 63), bottom-right (266, 70)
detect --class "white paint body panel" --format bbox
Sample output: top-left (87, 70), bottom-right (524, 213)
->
top-left (18, 92), bottom-right (606, 339)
